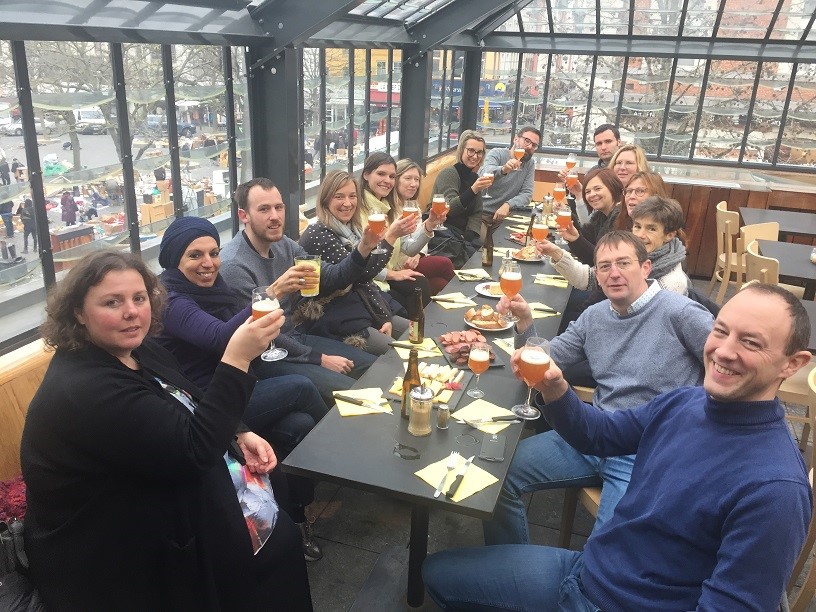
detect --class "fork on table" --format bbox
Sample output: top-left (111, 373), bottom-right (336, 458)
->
top-left (434, 451), bottom-right (460, 498)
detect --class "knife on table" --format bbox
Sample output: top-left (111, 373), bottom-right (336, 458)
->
top-left (431, 295), bottom-right (477, 304)
top-left (531, 306), bottom-right (559, 314)
top-left (456, 415), bottom-right (519, 425)
top-left (446, 455), bottom-right (475, 499)
top-left (333, 394), bottom-right (391, 414)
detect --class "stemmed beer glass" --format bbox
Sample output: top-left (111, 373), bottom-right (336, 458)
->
top-left (431, 193), bottom-right (449, 231)
top-left (251, 286), bottom-right (288, 361)
top-left (467, 341), bottom-right (491, 399)
top-left (499, 257), bottom-right (522, 324)
top-left (368, 213), bottom-right (387, 254)
top-left (512, 337), bottom-right (550, 420)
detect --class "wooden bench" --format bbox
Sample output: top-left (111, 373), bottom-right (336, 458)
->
top-left (0, 340), bottom-right (53, 480)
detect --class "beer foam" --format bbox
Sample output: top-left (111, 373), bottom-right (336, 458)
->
top-left (469, 348), bottom-right (490, 361)
top-left (521, 350), bottom-right (550, 365)
top-left (369, 213), bottom-right (385, 221)
top-left (254, 298), bottom-right (279, 311)
top-left (501, 271), bottom-right (522, 281)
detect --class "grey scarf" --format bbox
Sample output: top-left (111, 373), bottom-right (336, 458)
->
top-left (649, 237), bottom-right (688, 283)
top-left (324, 215), bottom-right (363, 250)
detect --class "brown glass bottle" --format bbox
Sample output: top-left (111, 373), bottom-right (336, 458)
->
top-left (482, 229), bottom-right (494, 267)
top-left (408, 287), bottom-right (425, 344)
top-left (401, 349), bottom-right (421, 419)
top-left (524, 210), bottom-right (537, 247)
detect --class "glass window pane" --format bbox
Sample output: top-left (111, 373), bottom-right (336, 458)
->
top-left (550, 0), bottom-right (596, 35)
top-left (429, 50), bottom-right (460, 156)
top-left (619, 57), bottom-right (672, 155)
top-left (519, 54), bottom-right (544, 133)
top-left (634, 0), bottom-right (683, 36)
top-left (778, 63), bottom-right (815, 165)
top-left (519, 0), bottom-right (552, 34)
top-left (232, 48), bottom-right (252, 184)
top-left (599, 0), bottom-right (632, 36)
top-left (481, 52), bottom-right (518, 147)
top-left (694, 60), bottom-right (759, 161)
top-left (590, 57), bottom-right (625, 148)
top-left (717, 0), bottom-right (775, 38)
top-left (769, 0), bottom-right (816, 40)
top-left (683, 0), bottom-right (718, 37)
top-left (664, 58), bottom-right (705, 157)
top-left (324, 48), bottom-right (353, 173)
top-left (543, 55), bottom-right (592, 149)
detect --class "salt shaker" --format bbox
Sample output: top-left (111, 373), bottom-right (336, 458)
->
top-left (408, 386), bottom-right (433, 437)
top-left (810, 247), bottom-right (816, 264)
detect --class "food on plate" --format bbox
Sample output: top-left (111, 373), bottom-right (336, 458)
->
top-left (438, 329), bottom-right (498, 365)
top-left (513, 244), bottom-right (538, 260)
top-left (485, 282), bottom-right (503, 296)
top-left (464, 304), bottom-right (506, 330)
top-left (508, 231), bottom-right (526, 245)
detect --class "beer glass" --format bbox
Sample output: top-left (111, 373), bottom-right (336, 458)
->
top-left (499, 258), bottom-right (522, 323)
top-left (401, 200), bottom-right (420, 220)
top-left (368, 213), bottom-right (387, 254)
top-left (565, 153), bottom-right (577, 170)
top-left (512, 337), bottom-right (550, 420)
top-left (294, 254), bottom-right (320, 297)
top-left (431, 194), bottom-right (448, 230)
top-left (251, 286), bottom-right (288, 361)
top-left (467, 342), bottom-right (490, 399)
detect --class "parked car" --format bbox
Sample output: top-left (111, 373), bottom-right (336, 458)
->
top-left (72, 108), bottom-right (107, 135)
top-left (144, 114), bottom-right (197, 138)
top-left (1, 118), bottom-right (56, 136)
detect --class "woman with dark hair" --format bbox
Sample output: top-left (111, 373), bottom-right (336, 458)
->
top-left (615, 170), bottom-right (668, 231)
top-left (555, 167), bottom-right (623, 266)
top-left (21, 249), bottom-right (312, 609)
top-left (358, 152), bottom-right (433, 311)
top-left (155, 216), bottom-right (331, 561)
top-left (427, 130), bottom-right (493, 268)
top-left (299, 170), bottom-right (413, 355)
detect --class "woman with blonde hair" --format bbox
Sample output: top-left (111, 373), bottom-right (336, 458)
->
top-left (299, 170), bottom-right (413, 355)
top-left (427, 129), bottom-right (493, 268)
top-left (609, 143), bottom-right (650, 189)
top-left (393, 158), bottom-right (454, 295)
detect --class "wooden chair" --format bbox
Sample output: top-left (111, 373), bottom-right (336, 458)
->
top-left (786, 366), bottom-right (816, 611)
top-left (779, 356), bottom-right (816, 462)
top-left (745, 240), bottom-right (806, 299)
top-left (558, 385), bottom-right (601, 548)
top-left (739, 221), bottom-right (779, 258)
top-left (707, 202), bottom-right (742, 305)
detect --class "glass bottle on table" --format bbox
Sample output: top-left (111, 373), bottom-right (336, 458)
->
top-left (481, 230), bottom-right (494, 267)
top-left (408, 287), bottom-right (425, 345)
top-left (467, 342), bottom-right (491, 399)
top-left (251, 286), bottom-right (288, 361)
top-left (401, 348), bottom-right (421, 419)
top-left (499, 258), bottom-right (522, 323)
top-left (512, 337), bottom-right (550, 420)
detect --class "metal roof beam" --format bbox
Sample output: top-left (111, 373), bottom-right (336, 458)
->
top-left (444, 32), bottom-right (816, 63)
top-left (307, 18), bottom-right (411, 47)
top-left (403, 0), bottom-right (516, 64)
top-left (473, 0), bottom-right (536, 41)
top-left (248, 0), bottom-right (363, 70)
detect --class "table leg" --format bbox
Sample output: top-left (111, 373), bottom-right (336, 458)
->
top-left (407, 504), bottom-right (429, 607)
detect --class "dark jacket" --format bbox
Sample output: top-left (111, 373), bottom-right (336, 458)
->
top-left (569, 205), bottom-right (621, 266)
top-left (21, 341), bottom-right (262, 610)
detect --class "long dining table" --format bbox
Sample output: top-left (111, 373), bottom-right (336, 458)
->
top-left (739, 207), bottom-right (816, 240)
top-left (283, 224), bottom-right (571, 607)
top-left (757, 239), bottom-right (816, 301)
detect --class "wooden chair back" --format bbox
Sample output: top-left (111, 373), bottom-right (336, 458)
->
top-left (709, 202), bottom-right (742, 304)
top-left (746, 239), bottom-right (780, 285)
top-left (787, 366), bottom-right (816, 611)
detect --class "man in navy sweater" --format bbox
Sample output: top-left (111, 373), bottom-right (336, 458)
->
top-left (483, 231), bottom-right (714, 545)
top-left (424, 282), bottom-right (812, 610)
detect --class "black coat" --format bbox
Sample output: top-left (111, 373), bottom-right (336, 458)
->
top-left (20, 341), bottom-right (264, 610)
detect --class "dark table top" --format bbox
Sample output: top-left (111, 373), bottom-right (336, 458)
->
top-left (740, 207), bottom-right (816, 238)
top-left (757, 240), bottom-right (816, 282)
top-left (283, 228), bottom-right (572, 519)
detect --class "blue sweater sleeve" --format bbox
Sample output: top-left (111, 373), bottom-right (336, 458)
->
top-left (163, 294), bottom-right (250, 355)
top-left (696, 480), bottom-right (811, 611)
top-left (540, 386), bottom-right (650, 457)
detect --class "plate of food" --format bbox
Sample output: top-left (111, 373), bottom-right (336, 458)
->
top-left (475, 281), bottom-right (503, 298)
top-left (464, 304), bottom-right (513, 331)
top-left (512, 244), bottom-right (544, 262)
top-left (437, 330), bottom-right (502, 368)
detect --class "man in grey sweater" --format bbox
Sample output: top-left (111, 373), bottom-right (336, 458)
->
top-left (219, 177), bottom-right (379, 404)
top-left (479, 126), bottom-right (539, 241)
top-left (484, 230), bottom-right (714, 545)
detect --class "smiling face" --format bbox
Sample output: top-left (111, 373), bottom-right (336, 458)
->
top-left (513, 130), bottom-right (540, 161)
top-left (363, 163), bottom-right (396, 200)
top-left (74, 269), bottom-right (151, 365)
top-left (595, 241), bottom-right (651, 312)
top-left (632, 216), bottom-right (675, 254)
top-left (624, 177), bottom-right (651, 216)
top-left (704, 289), bottom-right (807, 402)
top-left (328, 179), bottom-right (359, 223)
top-left (178, 236), bottom-right (220, 288)
top-left (397, 167), bottom-right (421, 201)
top-left (613, 150), bottom-right (638, 187)
top-left (238, 185), bottom-right (286, 247)
top-left (461, 138), bottom-right (486, 170)
top-left (584, 176), bottom-right (615, 215)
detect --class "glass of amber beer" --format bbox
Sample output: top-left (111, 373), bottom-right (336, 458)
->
top-left (499, 258), bottom-right (522, 323)
top-left (467, 342), bottom-right (491, 399)
top-left (512, 337), bottom-right (550, 420)
top-left (294, 254), bottom-right (321, 297)
top-left (431, 194), bottom-right (448, 230)
top-left (368, 213), bottom-right (387, 254)
top-left (251, 286), bottom-right (288, 361)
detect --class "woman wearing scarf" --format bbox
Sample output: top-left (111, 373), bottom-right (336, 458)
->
top-left (427, 130), bottom-right (493, 268)
top-left (156, 216), bottom-right (329, 562)
top-left (538, 196), bottom-right (689, 302)
top-left (358, 152), bottom-right (436, 312)
top-left (298, 170), bottom-right (415, 356)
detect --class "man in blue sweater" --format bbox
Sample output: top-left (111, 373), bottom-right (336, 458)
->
top-left (424, 282), bottom-right (812, 610)
top-left (483, 231), bottom-right (714, 545)
top-left (219, 177), bottom-right (378, 404)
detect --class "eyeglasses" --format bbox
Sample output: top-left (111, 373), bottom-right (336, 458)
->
top-left (518, 135), bottom-right (540, 148)
top-left (596, 258), bottom-right (636, 274)
top-left (465, 147), bottom-right (485, 158)
top-left (624, 187), bottom-right (648, 197)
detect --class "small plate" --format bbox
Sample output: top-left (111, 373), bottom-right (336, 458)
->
top-left (512, 253), bottom-right (545, 263)
top-left (464, 316), bottom-right (513, 332)
top-left (475, 282), bottom-right (502, 298)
